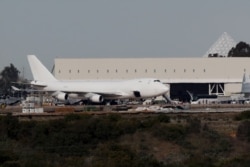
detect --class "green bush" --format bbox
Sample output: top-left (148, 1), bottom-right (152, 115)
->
top-left (153, 123), bottom-right (188, 142)
top-left (92, 143), bottom-right (165, 167)
top-left (0, 150), bottom-right (19, 167)
top-left (156, 114), bottom-right (170, 123)
top-left (237, 120), bottom-right (250, 141)
top-left (234, 110), bottom-right (250, 121)
top-left (219, 157), bottom-right (250, 167)
top-left (0, 113), bottom-right (248, 166)
top-left (187, 118), bottom-right (201, 134)
top-left (139, 116), bottom-right (161, 129)
top-left (107, 113), bottom-right (122, 122)
top-left (115, 118), bottom-right (140, 134)
top-left (64, 113), bottom-right (81, 122)
top-left (202, 138), bottom-right (232, 158)
top-left (202, 124), bottom-right (221, 142)
top-left (2, 113), bottom-right (19, 139)
top-left (184, 156), bottom-right (215, 167)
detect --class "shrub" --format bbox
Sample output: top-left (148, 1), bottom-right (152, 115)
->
top-left (115, 118), bottom-right (140, 134)
top-left (184, 156), bottom-right (215, 167)
top-left (92, 143), bottom-right (165, 167)
top-left (234, 110), bottom-right (250, 121)
top-left (153, 124), bottom-right (187, 142)
top-left (237, 120), bottom-right (250, 141)
top-left (219, 157), bottom-right (250, 167)
top-left (0, 150), bottom-right (19, 166)
top-left (64, 113), bottom-right (81, 122)
top-left (202, 124), bottom-right (220, 142)
top-left (156, 114), bottom-right (170, 123)
top-left (139, 116), bottom-right (160, 129)
top-left (187, 118), bottom-right (201, 134)
top-left (2, 113), bottom-right (19, 139)
top-left (107, 113), bottom-right (122, 122)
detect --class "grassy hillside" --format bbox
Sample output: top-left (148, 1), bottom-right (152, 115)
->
top-left (0, 111), bottom-right (250, 167)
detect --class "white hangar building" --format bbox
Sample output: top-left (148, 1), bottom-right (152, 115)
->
top-left (54, 57), bottom-right (249, 100)
top-left (53, 33), bottom-right (250, 101)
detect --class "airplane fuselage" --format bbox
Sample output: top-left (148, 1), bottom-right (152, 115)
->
top-left (41, 78), bottom-right (168, 100)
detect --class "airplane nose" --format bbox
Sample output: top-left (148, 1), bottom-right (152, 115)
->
top-left (161, 84), bottom-right (169, 93)
top-left (164, 86), bottom-right (169, 93)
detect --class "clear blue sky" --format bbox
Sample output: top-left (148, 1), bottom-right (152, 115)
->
top-left (1, 0), bottom-right (250, 79)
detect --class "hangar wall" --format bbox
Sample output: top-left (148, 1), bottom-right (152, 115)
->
top-left (54, 58), bottom-right (250, 80)
top-left (224, 83), bottom-right (242, 96)
top-left (54, 57), bottom-right (250, 97)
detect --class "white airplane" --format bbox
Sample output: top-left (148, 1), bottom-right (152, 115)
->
top-left (27, 55), bottom-right (169, 104)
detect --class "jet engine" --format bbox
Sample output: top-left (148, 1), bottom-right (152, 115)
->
top-left (89, 94), bottom-right (104, 103)
top-left (54, 92), bottom-right (69, 100)
top-left (54, 92), bottom-right (80, 101)
top-left (54, 92), bottom-right (68, 101)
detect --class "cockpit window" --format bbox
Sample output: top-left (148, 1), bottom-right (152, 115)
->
top-left (154, 80), bottom-right (160, 82)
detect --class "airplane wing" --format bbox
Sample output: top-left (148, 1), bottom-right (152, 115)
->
top-left (11, 85), bottom-right (48, 93)
top-left (93, 91), bottom-right (127, 98)
top-left (52, 90), bottom-right (129, 103)
top-left (69, 91), bottom-right (127, 99)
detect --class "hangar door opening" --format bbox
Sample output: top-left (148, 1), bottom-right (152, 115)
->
top-left (170, 83), bottom-right (224, 102)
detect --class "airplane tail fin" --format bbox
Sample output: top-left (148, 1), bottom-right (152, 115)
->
top-left (241, 73), bottom-right (250, 95)
top-left (11, 86), bottom-right (20, 91)
top-left (242, 73), bottom-right (247, 83)
top-left (27, 55), bottom-right (57, 82)
top-left (186, 90), bottom-right (194, 102)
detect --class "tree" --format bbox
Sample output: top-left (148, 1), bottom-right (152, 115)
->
top-left (0, 64), bottom-right (20, 95)
top-left (228, 41), bottom-right (250, 57)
